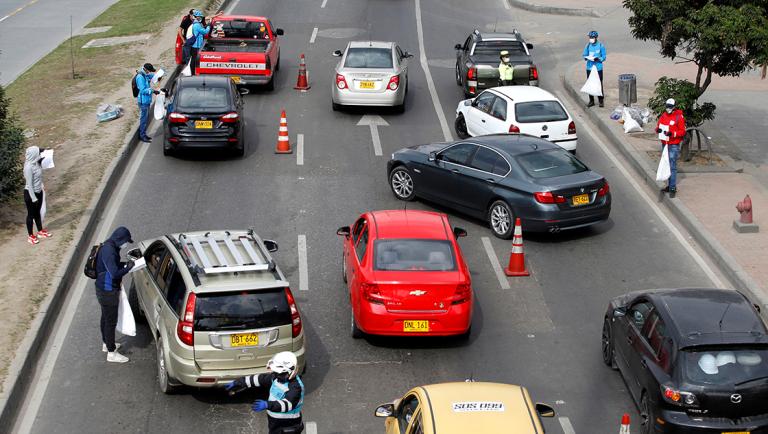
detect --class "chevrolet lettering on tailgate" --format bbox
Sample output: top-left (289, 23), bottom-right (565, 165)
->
top-left (200, 61), bottom-right (266, 70)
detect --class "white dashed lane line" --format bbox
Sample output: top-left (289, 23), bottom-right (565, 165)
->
top-left (502, 0), bottom-right (511, 9)
top-left (481, 237), bottom-right (511, 290)
top-left (309, 27), bottom-right (318, 44)
top-left (297, 133), bottom-right (304, 166)
top-left (298, 235), bottom-right (309, 291)
top-left (320, 0), bottom-right (328, 8)
top-left (559, 417), bottom-right (576, 434)
top-left (306, 421), bottom-right (318, 434)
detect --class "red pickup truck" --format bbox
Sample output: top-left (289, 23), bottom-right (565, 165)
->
top-left (176, 15), bottom-right (283, 89)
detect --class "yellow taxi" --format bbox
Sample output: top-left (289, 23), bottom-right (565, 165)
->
top-left (374, 382), bottom-right (556, 433)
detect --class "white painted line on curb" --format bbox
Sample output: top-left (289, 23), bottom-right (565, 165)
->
top-left (309, 27), bottom-right (318, 44)
top-left (298, 235), bottom-right (309, 291)
top-left (559, 417), bottom-right (576, 434)
top-left (15, 141), bottom-right (152, 434)
top-left (297, 133), bottom-right (304, 166)
top-left (321, 0), bottom-right (328, 8)
top-left (502, 0), bottom-right (511, 9)
top-left (481, 237), bottom-right (510, 290)
top-left (306, 421), bottom-right (318, 434)
top-left (556, 90), bottom-right (724, 288)
top-left (414, 0), bottom-right (453, 142)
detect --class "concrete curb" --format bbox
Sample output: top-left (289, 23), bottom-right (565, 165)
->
top-left (506, 0), bottom-right (605, 18)
top-left (560, 72), bottom-right (768, 311)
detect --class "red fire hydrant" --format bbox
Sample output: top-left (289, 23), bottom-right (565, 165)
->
top-left (736, 195), bottom-right (753, 224)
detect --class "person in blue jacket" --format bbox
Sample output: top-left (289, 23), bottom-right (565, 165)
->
top-left (189, 10), bottom-right (213, 75)
top-left (95, 226), bottom-right (134, 363)
top-left (582, 30), bottom-right (606, 107)
top-left (135, 63), bottom-right (160, 143)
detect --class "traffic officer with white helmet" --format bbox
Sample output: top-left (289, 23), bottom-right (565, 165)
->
top-left (227, 351), bottom-right (305, 434)
top-left (498, 50), bottom-right (514, 86)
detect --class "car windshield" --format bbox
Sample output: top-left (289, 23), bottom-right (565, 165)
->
top-left (177, 86), bottom-right (229, 111)
top-left (473, 40), bottom-right (526, 56)
top-left (194, 288), bottom-right (290, 331)
top-left (374, 239), bottom-right (456, 271)
top-left (515, 101), bottom-right (569, 123)
top-left (516, 149), bottom-right (588, 179)
top-left (344, 48), bottom-right (393, 68)
top-left (681, 347), bottom-right (768, 386)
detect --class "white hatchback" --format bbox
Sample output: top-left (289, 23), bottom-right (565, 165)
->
top-left (455, 86), bottom-right (577, 152)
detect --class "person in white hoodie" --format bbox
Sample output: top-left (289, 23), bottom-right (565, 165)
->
top-left (23, 146), bottom-right (51, 245)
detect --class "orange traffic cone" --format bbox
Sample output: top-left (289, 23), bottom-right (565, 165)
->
top-left (504, 218), bottom-right (529, 276)
top-left (294, 53), bottom-right (310, 90)
top-left (275, 109), bottom-right (292, 154)
top-left (619, 413), bottom-right (630, 434)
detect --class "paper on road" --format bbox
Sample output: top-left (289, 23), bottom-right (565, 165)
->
top-left (129, 257), bottom-right (146, 273)
top-left (41, 149), bottom-right (54, 169)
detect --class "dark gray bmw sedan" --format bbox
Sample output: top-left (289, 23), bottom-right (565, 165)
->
top-left (386, 134), bottom-right (611, 239)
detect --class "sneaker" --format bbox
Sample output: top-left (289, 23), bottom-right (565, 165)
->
top-left (102, 343), bottom-right (122, 353)
top-left (27, 235), bottom-right (39, 245)
top-left (140, 136), bottom-right (152, 143)
top-left (661, 186), bottom-right (670, 193)
top-left (37, 229), bottom-right (52, 239)
top-left (586, 101), bottom-right (595, 108)
top-left (106, 351), bottom-right (129, 363)
top-left (599, 102), bottom-right (604, 108)
top-left (669, 189), bottom-right (677, 198)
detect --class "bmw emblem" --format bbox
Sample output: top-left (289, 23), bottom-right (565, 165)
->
top-left (730, 394), bottom-right (742, 403)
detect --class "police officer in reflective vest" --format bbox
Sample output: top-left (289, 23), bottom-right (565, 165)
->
top-left (227, 352), bottom-right (305, 434)
top-left (498, 50), bottom-right (514, 86)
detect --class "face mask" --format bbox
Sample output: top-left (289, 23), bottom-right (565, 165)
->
top-left (502, 57), bottom-right (510, 63)
top-left (589, 38), bottom-right (596, 44)
top-left (120, 242), bottom-right (129, 249)
top-left (666, 107), bottom-right (673, 113)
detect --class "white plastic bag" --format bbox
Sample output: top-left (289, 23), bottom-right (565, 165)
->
top-left (656, 145), bottom-right (671, 182)
top-left (154, 92), bottom-right (166, 120)
top-left (580, 65), bottom-right (603, 97)
top-left (117, 286), bottom-right (136, 336)
top-left (623, 116), bottom-right (643, 133)
top-left (40, 149), bottom-right (55, 169)
top-left (40, 192), bottom-right (47, 224)
top-left (181, 61), bottom-right (191, 77)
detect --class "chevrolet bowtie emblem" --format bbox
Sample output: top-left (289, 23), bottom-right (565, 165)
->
top-left (409, 290), bottom-right (427, 296)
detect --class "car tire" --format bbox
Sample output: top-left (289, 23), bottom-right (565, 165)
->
top-left (351, 310), bottom-right (364, 339)
top-left (156, 338), bottom-right (179, 394)
top-left (342, 254), bottom-right (348, 284)
top-left (389, 166), bottom-right (416, 201)
top-left (275, 55), bottom-right (280, 71)
top-left (332, 102), bottom-right (342, 112)
top-left (455, 114), bottom-right (470, 139)
top-left (602, 318), bottom-right (617, 369)
top-left (455, 63), bottom-right (462, 86)
top-left (458, 325), bottom-right (472, 341)
top-left (640, 393), bottom-right (656, 434)
top-left (163, 141), bottom-right (174, 157)
top-left (264, 76), bottom-right (275, 91)
top-left (394, 100), bottom-right (406, 114)
top-left (234, 142), bottom-right (245, 158)
top-left (128, 280), bottom-right (146, 323)
top-left (488, 200), bottom-right (514, 239)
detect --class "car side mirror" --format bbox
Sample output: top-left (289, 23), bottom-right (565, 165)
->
top-left (535, 403), bottom-right (555, 418)
top-left (332, 50), bottom-right (343, 57)
top-left (127, 248), bottom-right (142, 260)
top-left (453, 227), bottom-right (467, 238)
top-left (754, 303), bottom-right (762, 313)
top-left (454, 43), bottom-right (462, 50)
top-left (337, 226), bottom-right (351, 237)
top-left (374, 403), bottom-right (394, 418)
top-left (238, 87), bottom-right (250, 95)
top-left (526, 42), bottom-right (534, 49)
top-left (463, 99), bottom-right (472, 107)
top-left (263, 239), bottom-right (279, 252)
top-left (428, 151), bottom-right (437, 162)
top-left (613, 307), bottom-right (626, 318)
top-left (276, 28), bottom-right (284, 36)
top-left (404, 51), bottom-right (413, 58)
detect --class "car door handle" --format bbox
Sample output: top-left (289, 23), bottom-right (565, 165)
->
top-left (451, 168), bottom-right (460, 174)
top-left (640, 359), bottom-right (648, 369)
top-left (481, 119), bottom-right (486, 123)
top-left (155, 303), bottom-right (163, 312)
top-left (486, 178), bottom-right (496, 184)
top-left (627, 336), bottom-right (634, 345)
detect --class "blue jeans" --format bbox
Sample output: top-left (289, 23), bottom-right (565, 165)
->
top-left (663, 144), bottom-right (680, 189)
top-left (138, 103), bottom-right (150, 139)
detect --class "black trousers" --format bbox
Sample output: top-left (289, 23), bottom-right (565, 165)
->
top-left (189, 47), bottom-right (199, 75)
top-left (23, 189), bottom-right (44, 235)
top-left (268, 416), bottom-right (303, 434)
top-left (586, 69), bottom-right (604, 104)
top-left (96, 288), bottom-right (120, 352)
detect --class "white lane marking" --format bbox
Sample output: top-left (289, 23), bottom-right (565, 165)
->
top-left (298, 235), bottom-right (309, 291)
top-left (481, 237), bottom-right (511, 290)
top-left (0, 0), bottom-right (39, 23)
top-left (309, 27), bottom-right (318, 44)
top-left (414, 0), bottom-right (453, 142)
top-left (297, 133), bottom-right (304, 166)
top-left (0, 15), bottom-right (10, 23)
top-left (556, 90), bottom-right (724, 288)
top-left (357, 115), bottom-right (388, 157)
top-left (559, 417), bottom-right (576, 434)
top-left (320, 0), bottom-right (328, 7)
top-left (225, 0), bottom-right (242, 14)
top-left (15, 141), bottom-right (152, 434)
top-left (502, 0), bottom-right (511, 9)
top-left (306, 422), bottom-right (318, 434)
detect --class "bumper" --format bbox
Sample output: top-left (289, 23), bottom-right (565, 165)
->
top-left (165, 127), bottom-right (242, 150)
top-left (552, 138), bottom-right (578, 152)
top-left (521, 198), bottom-right (611, 233)
top-left (197, 72), bottom-right (273, 85)
top-left (465, 80), bottom-right (538, 95)
top-left (332, 86), bottom-right (405, 107)
top-left (357, 301), bottom-right (472, 337)
top-left (655, 408), bottom-right (768, 433)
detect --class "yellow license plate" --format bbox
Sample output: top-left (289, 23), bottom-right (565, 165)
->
top-left (230, 333), bottom-right (259, 347)
top-left (722, 432), bottom-right (750, 434)
top-left (230, 76), bottom-right (241, 84)
top-left (195, 120), bottom-right (213, 129)
top-left (403, 320), bottom-right (429, 332)
top-left (572, 194), bottom-right (590, 206)
top-left (359, 81), bottom-right (375, 89)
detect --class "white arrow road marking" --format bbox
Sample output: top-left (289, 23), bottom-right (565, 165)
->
top-left (357, 115), bottom-right (389, 156)
top-left (306, 421), bottom-right (318, 434)
top-left (559, 417), bottom-right (576, 434)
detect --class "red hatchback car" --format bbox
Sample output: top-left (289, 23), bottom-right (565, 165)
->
top-left (337, 210), bottom-right (473, 338)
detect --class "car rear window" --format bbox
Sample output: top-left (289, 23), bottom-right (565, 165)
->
top-left (374, 239), bottom-right (456, 271)
top-left (473, 41), bottom-right (526, 56)
top-left (215, 20), bottom-right (267, 39)
top-left (194, 288), bottom-right (290, 331)
top-left (516, 149), bottom-right (588, 179)
top-left (681, 347), bottom-right (768, 386)
top-left (344, 48), bottom-right (393, 68)
top-left (515, 101), bottom-right (569, 123)
top-left (177, 86), bottom-right (229, 111)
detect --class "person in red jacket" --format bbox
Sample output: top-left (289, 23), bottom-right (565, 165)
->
top-left (656, 98), bottom-right (686, 197)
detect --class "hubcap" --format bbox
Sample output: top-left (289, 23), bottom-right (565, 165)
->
top-left (491, 205), bottom-right (511, 234)
top-left (602, 323), bottom-right (610, 361)
top-left (392, 170), bottom-right (413, 198)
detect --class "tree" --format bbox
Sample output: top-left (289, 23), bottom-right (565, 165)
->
top-left (0, 84), bottom-right (25, 203)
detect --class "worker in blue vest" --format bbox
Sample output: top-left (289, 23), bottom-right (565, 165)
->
top-left (227, 351), bottom-right (305, 434)
top-left (582, 30), bottom-right (606, 107)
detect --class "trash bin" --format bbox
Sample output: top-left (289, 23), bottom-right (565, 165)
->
top-left (618, 74), bottom-right (637, 106)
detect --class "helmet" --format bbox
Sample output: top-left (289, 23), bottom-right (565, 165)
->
top-left (500, 50), bottom-right (510, 57)
top-left (268, 351), bottom-right (298, 377)
top-left (193, 10), bottom-right (204, 17)
top-left (588, 30), bottom-right (598, 38)
top-left (698, 353), bottom-right (718, 375)
top-left (665, 98), bottom-right (676, 107)
top-left (716, 351), bottom-right (736, 367)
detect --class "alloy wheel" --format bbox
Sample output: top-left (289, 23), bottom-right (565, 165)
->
top-left (490, 203), bottom-right (511, 236)
top-left (391, 169), bottom-right (414, 200)
top-left (602, 320), bottom-right (613, 366)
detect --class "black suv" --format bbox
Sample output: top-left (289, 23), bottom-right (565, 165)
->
top-left (603, 288), bottom-right (768, 433)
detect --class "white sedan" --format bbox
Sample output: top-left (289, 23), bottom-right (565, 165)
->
top-left (455, 86), bottom-right (578, 152)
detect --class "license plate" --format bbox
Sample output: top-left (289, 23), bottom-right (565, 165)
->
top-left (230, 333), bottom-right (259, 347)
top-left (403, 320), bottom-right (429, 332)
top-left (572, 194), bottom-right (590, 206)
top-left (722, 432), bottom-right (750, 434)
top-left (359, 81), bottom-right (375, 89)
top-left (230, 76), bottom-right (241, 84)
top-left (195, 120), bottom-right (213, 129)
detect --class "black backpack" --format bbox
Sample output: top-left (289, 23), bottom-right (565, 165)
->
top-left (84, 244), bottom-right (103, 279)
top-left (131, 73), bottom-right (140, 98)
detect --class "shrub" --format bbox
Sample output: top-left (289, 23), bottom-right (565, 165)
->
top-left (648, 77), bottom-right (716, 128)
top-left (0, 85), bottom-right (25, 203)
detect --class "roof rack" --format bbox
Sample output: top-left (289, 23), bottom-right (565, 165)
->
top-left (177, 231), bottom-right (275, 276)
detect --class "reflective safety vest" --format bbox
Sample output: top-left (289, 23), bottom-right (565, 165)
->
top-left (267, 377), bottom-right (304, 419)
top-left (498, 62), bottom-right (514, 81)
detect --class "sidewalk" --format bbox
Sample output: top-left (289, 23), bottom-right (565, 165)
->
top-left (563, 56), bottom-right (768, 304)
top-left (506, 0), bottom-right (622, 17)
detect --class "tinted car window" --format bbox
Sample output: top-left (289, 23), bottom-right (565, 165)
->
top-left (470, 147), bottom-right (508, 175)
top-left (216, 20), bottom-right (267, 38)
top-left (473, 92), bottom-right (495, 114)
top-left (515, 101), bottom-right (569, 123)
top-left (515, 149), bottom-right (588, 179)
top-left (628, 300), bottom-right (653, 331)
top-left (165, 268), bottom-right (186, 316)
top-left (344, 48), bottom-right (393, 68)
top-left (355, 226), bottom-right (369, 262)
top-left (473, 41), bottom-right (526, 56)
top-left (145, 242), bottom-right (168, 277)
top-left (490, 97), bottom-right (507, 121)
top-left (397, 395), bottom-right (420, 434)
top-left (440, 143), bottom-right (476, 165)
top-left (682, 347), bottom-right (768, 386)
top-left (374, 239), bottom-right (456, 271)
top-left (178, 86), bottom-right (229, 111)
top-left (194, 288), bottom-right (290, 331)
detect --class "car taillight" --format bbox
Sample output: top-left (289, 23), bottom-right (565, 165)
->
top-left (449, 284), bottom-right (472, 305)
top-left (362, 283), bottom-right (386, 304)
top-left (568, 121), bottom-right (576, 135)
top-left (387, 74), bottom-right (399, 91)
top-left (508, 124), bottom-right (520, 133)
top-left (220, 112), bottom-right (239, 123)
top-left (169, 113), bottom-right (188, 124)
top-left (336, 73), bottom-right (348, 90)
top-left (285, 288), bottom-right (302, 338)
top-left (177, 292), bottom-right (196, 346)
top-left (467, 67), bottom-right (476, 80)
top-left (598, 181), bottom-right (610, 197)
top-left (529, 65), bottom-right (539, 81)
top-left (467, 67), bottom-right (477, 95)
top-left (534, 191), bottom-right (566, 204)
top-left (661, 385), bottom-right (698, 407)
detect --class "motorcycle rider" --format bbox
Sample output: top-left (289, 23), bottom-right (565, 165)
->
top-left (498, 50), bottom-right (514, 86)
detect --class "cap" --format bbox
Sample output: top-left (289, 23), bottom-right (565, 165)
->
top-left (665, 98), bottom-right (675, 106)
top-left (193, 9), bottom-right (204, 17)
top-left (500, 50), bottom-right (509, 56)
top-left (143, 63), bottom-right (156, 72)
top-left (588, 30), bottom-right (598, 38)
